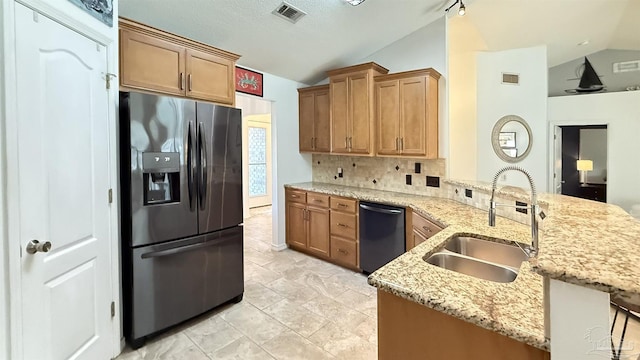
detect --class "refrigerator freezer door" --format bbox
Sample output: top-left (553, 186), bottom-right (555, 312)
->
top-left (129, 226), bottom-right (244, 340)
top-left (121, 92), bottom-right (198, 247)
top-left (196, 103), bottom-right (243, 233)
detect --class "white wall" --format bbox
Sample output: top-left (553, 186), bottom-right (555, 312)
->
top-left (477, 46), bottom-right (548, 191)
top-left (0, 0), bottom-right (119, 358)
top-left (549, 91), bottom-right (640, 211)
top-left (447, 15), bottom-right (487, 181)
top-left (0, 2), bottom-right (8, 358)
top-left (258, 72), bottom-right (312, 250)
top-left (579, 128), bottom-right (607, 184)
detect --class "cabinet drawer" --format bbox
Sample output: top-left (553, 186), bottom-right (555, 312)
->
top-left (330, 236), bottom-right (357, 268)
top-left (330, 197), bottom-right (357, 213)
top-left (412, 213), bottom-right (443, 239)
top-left (307, 192), bottom-right (329, 207)
top-left (330, 212), bottom-right (357, 239)
top-left (286, 189), bottom-right (306, 204)
top-left (413, 229), bottom-right (429, 248)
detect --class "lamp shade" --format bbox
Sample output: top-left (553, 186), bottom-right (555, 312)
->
top-left (577, 159), bottom-right (593, 171)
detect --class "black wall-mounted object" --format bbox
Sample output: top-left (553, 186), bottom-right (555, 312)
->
top-left (516, 201), bottom-right (528, 214)
top-left (465, 189), bottom-right (472, 198)
top-left (406, 174), bottom-right (412, 185)
top-left (426, 176), bottom-right (440, 188)
top-left (415, 163), bottom-right (421, 174)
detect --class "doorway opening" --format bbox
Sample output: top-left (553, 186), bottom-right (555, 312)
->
top-left (236, 94), bottom-right (274, 218)
top-left (552, 124), bottom-right (608, 202)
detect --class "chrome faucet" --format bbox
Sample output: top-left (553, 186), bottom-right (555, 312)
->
top-left (488, 166), bottom-right (545, 258)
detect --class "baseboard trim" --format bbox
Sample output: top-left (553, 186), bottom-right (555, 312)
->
top-left (271, 243), bottom-right (288, 251)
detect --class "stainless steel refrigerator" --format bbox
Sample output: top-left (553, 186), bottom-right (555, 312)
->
top-left (119, 91), bottom-right (244, 349)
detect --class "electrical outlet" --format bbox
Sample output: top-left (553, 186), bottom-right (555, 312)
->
top-left (338, 167), bottom-right (343, 178)
top-left (516, 201), bottom-right (528, 214)
top-left (406, 174), bottom-right (412, 185)
top-left (465, 189), bottom-right (472, 198)
top-left (426, 176), bottom-right (440, 187)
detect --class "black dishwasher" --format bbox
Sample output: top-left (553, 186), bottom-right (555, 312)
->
top-left (359, 201), bottom-right (406, 274)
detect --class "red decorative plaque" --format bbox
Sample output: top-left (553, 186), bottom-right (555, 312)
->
top-left (235, 67), bottom-right (263, 97)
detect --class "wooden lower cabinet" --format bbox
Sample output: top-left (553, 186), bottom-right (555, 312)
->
top-left (307, 206), bottom-right (330, 257)
top-left (286, 189), bottom-right (359, 270)
top-left (406, 210), bottom-right (444, 250)
top-left (286, 202), bottom-right (307, 249)
top-left (378, 290), bottom-right (550, 360)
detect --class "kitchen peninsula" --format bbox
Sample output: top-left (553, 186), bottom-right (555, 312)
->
top-left (285, 181), bottom-right (640, 360)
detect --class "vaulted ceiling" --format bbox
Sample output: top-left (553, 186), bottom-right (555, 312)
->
top-left (120, 0), bottom-right (640, 84)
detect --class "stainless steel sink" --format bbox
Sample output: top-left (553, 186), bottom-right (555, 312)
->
top-left (425, 253), bottom-right (518, 283)
top-left (444, 236), bottom-right (528, 269)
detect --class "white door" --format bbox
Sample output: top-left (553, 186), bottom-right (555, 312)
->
top-left (14, 5), bottom-right (113, 359)
top-left (246, 117), bottom-right (272, 208)
top-left (553, 126), bottom-right (563, 194)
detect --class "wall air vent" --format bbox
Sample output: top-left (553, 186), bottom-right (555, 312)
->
top-left (502, 73), bottom-right (520, 85)
top-left (272, 2), bottom-right (307, 24)
top-left (613, 60), bottom-right (640, 73)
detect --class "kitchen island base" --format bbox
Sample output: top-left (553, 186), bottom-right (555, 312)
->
top-left (377, 290), bottom-right (549, 360)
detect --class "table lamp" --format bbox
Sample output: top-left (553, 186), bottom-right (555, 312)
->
top-left (577, 159), bottom-right (593, 184)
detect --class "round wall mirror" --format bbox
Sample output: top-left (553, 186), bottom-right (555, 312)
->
top-left (491, 115), bottom-right (532, 163)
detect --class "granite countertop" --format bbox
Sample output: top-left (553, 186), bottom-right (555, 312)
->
top-left (443, 179), bottom-right (640, 305)
top-left (285, 182), bottom-right (548, 350)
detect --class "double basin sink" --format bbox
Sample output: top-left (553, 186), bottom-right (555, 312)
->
top-left (425, 236), bottom-right (528, 283)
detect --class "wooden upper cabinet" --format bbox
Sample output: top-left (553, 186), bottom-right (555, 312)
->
top-left (298, 91), bottom-right (315, 152)
top-left (120, 29), bottom-right (186, 96)
top-left (119, 18), bottom-right (240, 106)
top-left (348, 73), bottom-right (371, 154)
top-left (186, 49), bottom-right (234, 105)
top-left (376, 79), bottom-right (401, 156)
top-left (330, 77), bottom-right (350, 153)
top-left (328, 62), bottom-right (389, 156)
top-left (374, 68), bottom-right (441, 159)
top-left (314, 90), bottom-right (331, 152)
top-left (298, 85), bottom-right (330, 153)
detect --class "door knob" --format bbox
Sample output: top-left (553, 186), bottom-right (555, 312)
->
top-left (26, 240), bottom-right (52, 254)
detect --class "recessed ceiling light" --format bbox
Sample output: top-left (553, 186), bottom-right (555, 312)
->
top-left (578, 40), bottom-right (590, 46)
top-left (344, 0), bottom-right (366, 6)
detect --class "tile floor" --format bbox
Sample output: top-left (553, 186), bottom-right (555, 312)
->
top-left (116, 205), bottom-right (640, 360)
top-left (116, 206), bottom-right (377, 360)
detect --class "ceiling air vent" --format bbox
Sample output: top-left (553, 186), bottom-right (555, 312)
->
top-left (272, 2), bottom-right (306, 24)
top-left (502, 73), bottom-right (520, 85)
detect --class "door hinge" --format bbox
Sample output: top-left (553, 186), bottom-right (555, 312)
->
top-left (111, 301), bottom-right (115, 318)
top-left (108, 189), bottom-right (113, 204)
top-left (554, 173), bottom-right (556, 179)
top-left (20, 245), bottom-right (22, 258)
top-left (554, 134), bottom-right (557, 140)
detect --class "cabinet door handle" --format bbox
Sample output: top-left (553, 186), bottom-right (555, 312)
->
top-left (313, 199), bottom-right (323, 203)
top-left (400, 137), bottom-right (404, 150)
top-left (338, 248), bottom-right (349, 255)
top-left (345, 137), bottom-right (348, 149)
top-left (396, 137), bottom-right (399, 151)
top-left (422, 226), bottom-right (432, 233)
top-left (337, 223), bottom-right (348, 228)
top-left (338, 203), bottom-right (348, 208)
top-left (179, 72), bottom-right (185, 90)
top-left (188, 73), bottom-right (193, 91)
top-left (303, 208), bottom-right (308, 220)
top-left (291, 194), bottom-right (299, 198)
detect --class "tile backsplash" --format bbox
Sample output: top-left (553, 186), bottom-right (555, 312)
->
top-left (312, 154), bottom-right (446, 197)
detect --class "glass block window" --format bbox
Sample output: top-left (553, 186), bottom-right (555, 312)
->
top-left (248, 127), bottom-right (267, 197)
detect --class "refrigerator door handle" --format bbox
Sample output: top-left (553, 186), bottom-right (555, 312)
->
top-left (198, 122), bottom-right (207, 211)
top-left (186, 122), bottom-right (195, 211)
top-left (140, 235), bottom-right (234, 259)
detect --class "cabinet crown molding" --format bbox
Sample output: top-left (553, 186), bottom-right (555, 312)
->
top-left (326, 62), bottom-right (389, 77)
top-left (374, 68), bottom-right (442, 82)
top-left (119, 17), bottom-right (241, 62)
top-left (297, 84), bottom-right (330, 93)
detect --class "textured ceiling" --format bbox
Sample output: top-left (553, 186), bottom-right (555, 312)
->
top-left (119, 0), bottom-right (449, 84)
top-left (120, 0), bottom-right (640, 84)
top-left (463, 0), bottom-right (640, 67)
